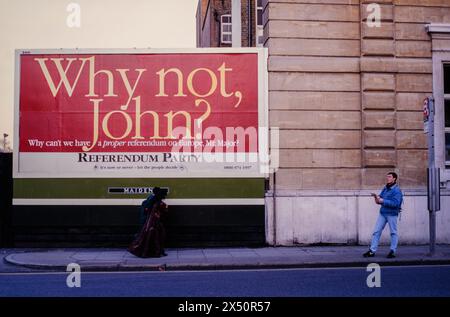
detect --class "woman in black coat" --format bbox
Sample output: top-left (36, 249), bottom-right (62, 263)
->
top-left (128, 189), bottom-right (168, 258)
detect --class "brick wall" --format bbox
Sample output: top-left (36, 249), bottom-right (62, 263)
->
top-left (265, 0), bottom-right (362, 190)
top-left (241, 0), bottom-right (256, 47)
top-left (265, 0), bottom-right (450, 189)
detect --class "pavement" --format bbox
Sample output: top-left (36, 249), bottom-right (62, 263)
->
top-left (3, 245), bottom-right (450, 272)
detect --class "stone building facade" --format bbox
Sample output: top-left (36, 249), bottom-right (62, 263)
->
top-left (198, 0), bottom-right (450, 246)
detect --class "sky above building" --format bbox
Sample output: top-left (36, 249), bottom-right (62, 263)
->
top-left (0, 0), bottom-right (199, 148)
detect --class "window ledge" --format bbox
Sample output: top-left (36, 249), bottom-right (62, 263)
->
top-left (426, 24), bottom-right (450, 34)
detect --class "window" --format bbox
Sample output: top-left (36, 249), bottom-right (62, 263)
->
top-left (427, 24), bottom-right (450, 186)
top-left (445, 64), bottom-right (450, 165)
top-left (255, 0), bottom-right (264, 47)
top-left (221, 15), bottom-right (232, 44)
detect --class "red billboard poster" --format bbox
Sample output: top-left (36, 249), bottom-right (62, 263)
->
top-left (14, 49), bottom-right (268, 178)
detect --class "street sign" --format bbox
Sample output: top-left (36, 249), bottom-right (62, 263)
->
top-left (108, 187), bottom-right (170, 195)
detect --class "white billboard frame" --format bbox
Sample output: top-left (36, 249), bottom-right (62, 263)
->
top-left (13, 47), bottom-right (268, 179)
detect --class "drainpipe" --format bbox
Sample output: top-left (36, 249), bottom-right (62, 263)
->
top-left (247, 0), bottom-right (252, 47)
top-left (213, 10), bottom-right (220, 47)
top-left (232, 0), bottom-right (242, 47)
top-left (272, 171), bottom-right (277, 246)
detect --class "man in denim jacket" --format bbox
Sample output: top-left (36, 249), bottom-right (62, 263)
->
top-left (363, 172), bottom-right (403, 258)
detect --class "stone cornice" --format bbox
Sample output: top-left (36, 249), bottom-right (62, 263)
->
top-left (426, 24), bottom-right (450, 34)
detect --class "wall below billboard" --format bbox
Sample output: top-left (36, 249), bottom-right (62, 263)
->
top-left (0, 153), bottom-right (13, 247)
top-left (12, 204), bottom-right (265, 247)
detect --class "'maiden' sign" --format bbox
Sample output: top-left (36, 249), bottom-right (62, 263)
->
top-left (14, 49), bottom-right (268, 178)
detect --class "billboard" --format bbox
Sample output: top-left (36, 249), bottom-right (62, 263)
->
top-left (14, 49), bottom-right (268, 178)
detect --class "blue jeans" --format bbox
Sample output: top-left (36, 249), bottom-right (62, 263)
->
top-left (369, 214), bottom-right (398, 253)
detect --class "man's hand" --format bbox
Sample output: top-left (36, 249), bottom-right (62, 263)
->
top-left (375, 195), bottom-right (383, 205)
top-left (371, 193), bottom-right (384, 204)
